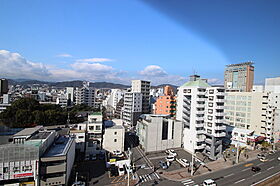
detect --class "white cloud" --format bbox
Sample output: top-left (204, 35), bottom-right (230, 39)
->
top-left (139, 65), bottom-right (167, 77)
top-left (207, 78), bottom-right (223, 85)
top-left (0, 50), bottom-right (50, 80)
top-left (77, 58), bottom-right (114, 62)
top-left (71, 62), bottom-right (113, 73)
top-left (56, 53), bottom-right (72, 58)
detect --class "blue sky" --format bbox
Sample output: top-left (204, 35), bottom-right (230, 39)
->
top-left (0, 0), bottom-right (279, 85)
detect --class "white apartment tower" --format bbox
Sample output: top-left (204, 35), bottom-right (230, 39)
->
top-left (75, 82), bottom-right (95, 107)
top-left (176, 75), bottom-right (226, 160)
top-left (131, 80), bottom-right (151, 114)
top-left (123, 90), bottom-right (142, 126)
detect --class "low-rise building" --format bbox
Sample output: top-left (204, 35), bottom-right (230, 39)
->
top-left (136, 114), bottom-right (183, 153)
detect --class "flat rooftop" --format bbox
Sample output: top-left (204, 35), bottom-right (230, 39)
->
top-left (13, 126), bottom-right (43, 137)
top-left (29, 131), bottom-right (52, 140)
top-left (43, 136), bottom-right (74, 157)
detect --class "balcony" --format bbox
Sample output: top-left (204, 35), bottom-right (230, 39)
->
top-left (216, 99), bottom-right (224, 103)
top-left (205, 138), bottom-right (212, 144)
top-left (196, 116), bottom-right (204, 121)
top-left (195, 144), bottom-right (205, 150)
top-left (214, 119), bottom-right (224, 123)
top-left (213, 132), bottom-right (226, 137)
top-left (216, 91), bottom-right (224, 95)
top-left (41, 175), bottom-right (66, 185)
top-left (196, 129), bottom-right (205, 135)
top-left (216, 106), bottom-right (224, 109)
top-left (214, 125), bottom-right (226, 131)
top-left (205, 145), bottom-right (211, 151)
top-left (197, 136), bottom-right (205, 142)
top-left (197, 98), bottom-right (205, 102)
top-left (215, 112), bottom-right (224, 116)
top-left (196, 123), bottom-right (204, 128)
top-left (196, 110), bottom-right (204, 115)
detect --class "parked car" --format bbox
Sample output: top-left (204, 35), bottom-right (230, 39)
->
top-left (251, 166), bottom-right (261, 172)
top-left (259, 157), bottom-right (268, 162)
top-left (90, 155), bottom-right (97, 161)
top-left (72, 181), bottom-right (86, 186)
top-left (202, 179), bottom-right (217, 186)
top-left (177, 158), bottom-right (190, 167)
top-left (110, 165), bottom-right (119, 177)
top-left (118, 166), bottom-right (125, 176)
top-left (113, 150), bottom-right (123, 156)
top-left (166, 155), bottom-right (175, 162)
top-left (257, 154), bottom-right (266, 159)
top-left (159, 161), bottom-right (168, 169)
top-left (269, 150), bottom-right (276, 155)
top-left (166, 149), bottom-right (177, 156)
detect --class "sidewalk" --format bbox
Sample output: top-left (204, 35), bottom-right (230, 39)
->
top-left (158, 148), bottom-right (263, 181)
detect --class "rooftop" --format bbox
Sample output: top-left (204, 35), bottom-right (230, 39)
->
top-left (226, 62), bottom-right (254, 67)
top-left (43, 136), bottom-right (74, 157)
top-left (13, 126), bottom-right (43, 137)
top-left (29, 131), bottom-right (52, 140)
top-left (90, 112), bottom-right (102, 116)
top-left (181, 79), bottom-right (210, 88)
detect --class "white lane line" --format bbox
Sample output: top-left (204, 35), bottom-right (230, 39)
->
top-left (267, 166), bottom-right (274, 170)
top-left (148, 174), bottom-right (152, 180)
top-left (252, 172), bottom-right (262, 177)
top-left (182, 179), bottom-right (192, 183)
top-left (257, 163), bottom-right (264, 166)
top-left (183, 181), bottom-right (194, 185)
top-left (251, 170), bottom-right (280, 185)
top-left (224, 173), bottom-right (235, 178)
top-left (242, 168), bottom-right (250, 172)
top-left (269, 158), bottom-right (275, 161)
top-left (154, 172), bottom-right (160, 179)
top-left (234, 178), bottom-right (245, 184)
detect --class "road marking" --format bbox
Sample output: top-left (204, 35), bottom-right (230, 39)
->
top-left (242, 168), bottom-right (250, 172)
top-left (224, 173), bottom-right (234, 178)
top-left (256, 163), bottom-right (264, 166)
top-left (251, 170), bottom-right (280, 185)
top-left (267, 166), bottom-right (274, 170)
top-left (234, 178), bottom-right (245, 184)
top-left (245, 163), bottom-right (253, 167)
top-left (269, 158), bottom-right (275, 161)
top-left (183, 181), bottom-right (194, 185)
top-left (181, 179), bottom-right (192, 183)
top-left (154, 172), bottom-right (160, 179)
top-left (252, 172), bottom-right (262, 177)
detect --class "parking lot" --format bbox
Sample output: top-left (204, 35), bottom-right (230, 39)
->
top-left (146, 148), bottom-right (197, 172)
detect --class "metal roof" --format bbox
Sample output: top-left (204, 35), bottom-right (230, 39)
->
top-left (13, 126), bottom-right (43, 137)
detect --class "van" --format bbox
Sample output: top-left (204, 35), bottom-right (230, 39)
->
top-left (203, 179), bottom-right (217, 186)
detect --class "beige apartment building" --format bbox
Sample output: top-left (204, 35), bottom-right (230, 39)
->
top-left (224, 91), bottom-right (268, 136)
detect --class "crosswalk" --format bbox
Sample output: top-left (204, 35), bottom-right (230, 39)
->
top-left (180, 178), bottom-right (197, 186)
top-left (138, 172), bottom-right (160, 183)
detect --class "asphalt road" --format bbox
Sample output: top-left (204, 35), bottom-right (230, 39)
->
top-left (190, 150), bottom-right (280, 186)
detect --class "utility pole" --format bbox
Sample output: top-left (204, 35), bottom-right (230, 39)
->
top-left (127, 147), bottom-right (132, 186)
top-left (236, 139), bottom-right (239, 164)
top-left (191, 143), bottom-right (194, 176)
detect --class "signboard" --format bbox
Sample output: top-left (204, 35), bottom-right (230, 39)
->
top-left (13, 172), bottom-right (33, 178)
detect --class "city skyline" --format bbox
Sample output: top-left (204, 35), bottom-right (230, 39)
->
top-left (1, 0), bottom-right (280, 86)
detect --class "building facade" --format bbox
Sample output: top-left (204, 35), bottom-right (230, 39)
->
top-left (154, 86), bottom-right (176, 117)
top-left (131, 80), bottom-right (151, 114)
top-left (224, 62), bottom-right (254, 92)
top-left (122, 91), bottom-right (142, 126)
top-left (176, 75), bottom-right (226, 160)
top-left (0, 79), bottom-right (8, 96)
top-left (136, 114), bottom-right (183, 153)
top-left (75, 82), bottom-right (95, 107)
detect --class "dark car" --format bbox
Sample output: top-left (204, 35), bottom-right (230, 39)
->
top-left (251, 166), bottom-right (261, 172)
top-left (159, 161), bottom-right (168, 169)
top-left (110, 165), bottom-right (119, 177)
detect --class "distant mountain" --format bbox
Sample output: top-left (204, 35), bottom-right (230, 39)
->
top-left (7, 79), bottom-right (130, 89)
top-left (152, 84), bottom-right (178, 89)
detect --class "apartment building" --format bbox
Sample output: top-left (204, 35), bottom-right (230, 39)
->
top-left (103, 89), bottom-right (124, 111)
top-left (204, 86), bottom-right (226, 160)
top-left (122, 91), bottom-right (142, 126)
top-left (136, 114), bottom-right (183, 153)
top-left (87, 112), bottom-right (103, 155)
top-left (75, 82), bottom-right (95, 107)
top-left (131, 80), bottom-right (151, 114)
top-left (176, 75), bottom-right (226, 160)
top-left (224, 62), bottom-right (254, 92)
top-left (103, 119), bottom-right (125, 153)
top-left (154, 86), bottom-right (176, 117)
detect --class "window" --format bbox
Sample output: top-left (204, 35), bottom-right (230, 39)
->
top-left (96, 125), bottom-right (101, 130)
top-left (207, 129), bottom-right (212, 134)
top-left (114, 132), bottom-right (117, 135)
top-left (78, 136), bottom-right (84, 139)
top-left (208, 102), bottom-right (213, 107)
top-left (89, 126), bottom-right (94, 130)
top-left (114, 139), bottom-right (117, 142)
top-left (209, 90), bottom-right (214, 94)
top-left (208, 116), bottom-right (213, 120)
top-left (162, 120), bottom-right (168, 140)
top-left (3, 167), bottom-right (9, 173)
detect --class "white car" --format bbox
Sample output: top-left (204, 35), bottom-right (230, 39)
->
top-left (278, 157), bottom-right (280, 161)
top-left (166, 155), bottom-right (175, 162)
top-left (113, 150), bottom-right (123, 156)
top-left (203, 179), bottom-right (217, 186)
top-left (177, 158), bottom-right (190, 167)
top-left (118, 166), bottom-right (125, 176)
top-left (166, 149), bottom-right (177, 156)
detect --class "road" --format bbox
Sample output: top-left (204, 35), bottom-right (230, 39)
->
top-left (183, 150), bottom-right (280, 186)
top-left (125, 132), bottom-right (161, 185)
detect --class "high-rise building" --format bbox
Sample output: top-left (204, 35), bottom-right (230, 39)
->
top-left (224, 62), bottom-right (254, 92)
top-left (131, 80), bottom-right (151, 113)
top-left (0, 79), bottom-right (8, 96)
top-left (66, 87), bottom-right (74, 103)
top-left (75, 82), bottom-right (95, 107)
top-left (122, 91), bottom-right (142, 126)
top-left (176, 75), bottom-right (226, 160)
top-left (154, 86), bottom-right (176, 117)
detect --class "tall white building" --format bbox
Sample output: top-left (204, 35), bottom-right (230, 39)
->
top-left (131, 80), bottom-right (151, 114)
top-left (176, 75), bottom-right (226, 160)
top-left (75, 82), bottom-right (95, 107)
top-left (103, 89), bottom-right (124, 110)
top-left (66, 87), bottom-right (74, 104)
top-left (122, 90), bottom-right (142, 126)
